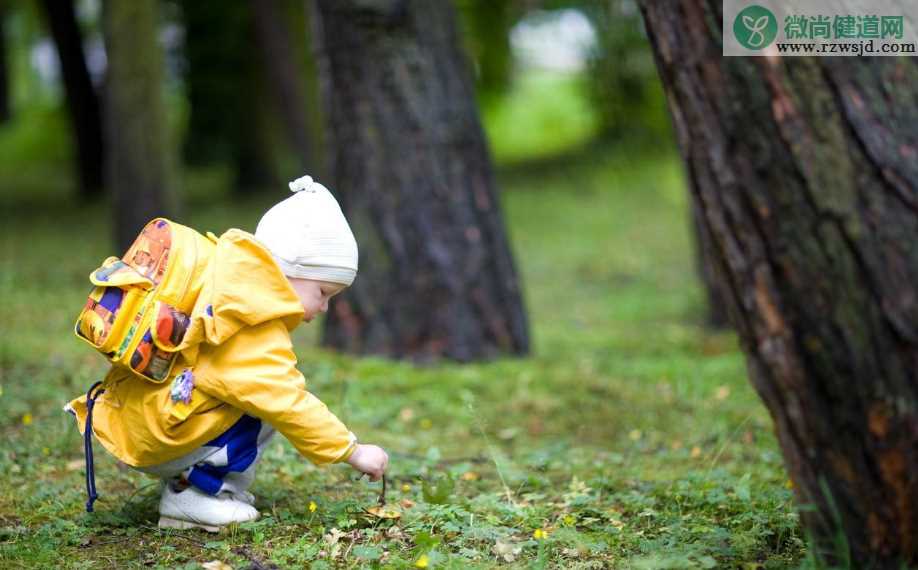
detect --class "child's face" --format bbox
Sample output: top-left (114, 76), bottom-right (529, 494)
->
top-left (287, 278), bottom-right (347, 322)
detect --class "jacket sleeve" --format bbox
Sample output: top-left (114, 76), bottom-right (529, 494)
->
top-left (194, 319), bottom-right (356, 464)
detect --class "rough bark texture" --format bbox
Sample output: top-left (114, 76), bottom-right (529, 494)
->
top-left (0, 4), bottom-right (9, 124)
top-left (104, 0), bottom-right (173, 250)
top-left (39, 0), bottom-right (104, 197)
top-left (313, 0), bottom-right (529, 362)
top-left (642, 1), bottom-right (918, 566)
top-left (250, 0), bottom-right (316, 174)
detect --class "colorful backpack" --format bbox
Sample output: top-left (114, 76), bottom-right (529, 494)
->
top-left (74, 218), bottom-right (215, 383)
top-left (75, 218), bottom-right (216, 512)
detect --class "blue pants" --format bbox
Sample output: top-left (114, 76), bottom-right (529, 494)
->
top-left (138, 415), bottom-right (276, 496)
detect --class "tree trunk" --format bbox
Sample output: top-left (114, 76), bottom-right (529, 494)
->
top-left (0, 3), bottom-right (10, 124)
top-left (250, 0), bottom-right (316, 174)
top-left (642, 1), bottom-right (918, 566)
top-left (104, 0), bottom-right (173, 251)
top-left (39, 0), bottom-right (104, 197)
top-left (313, 0), bottom-right (529, 362)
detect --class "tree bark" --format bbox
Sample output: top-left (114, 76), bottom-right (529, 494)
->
top-left (104, 0), bottom-right (173, 250)
top-left (39, 0), bottom-right (105, 197)
top-left (250, 0), bottom-right (316, 174)
top-left (0, 3), bottom-right (10, 124)
top-left (642, 1), bottom-right (918, 566)
top-left (313, 0), bottom-right (529, 362)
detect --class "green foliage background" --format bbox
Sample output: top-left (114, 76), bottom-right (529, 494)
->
top-left (0, 5), bottom-right (808, 568)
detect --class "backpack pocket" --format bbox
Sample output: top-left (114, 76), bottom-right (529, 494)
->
top-left (125, 301), bottom-right (192, 382)
top-left (75, 258), bottom-right (153, 354)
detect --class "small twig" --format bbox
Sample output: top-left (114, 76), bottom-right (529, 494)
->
top-left (378, 475), bottom-right (387, 507)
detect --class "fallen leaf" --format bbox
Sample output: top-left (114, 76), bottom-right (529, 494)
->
top-left (400, 498), bottom-right (416, 509)
top-left (66, 459), bottom-right (85, 472)
top-left (324, 528), bottom-right (345, 546)
top-left (460, 471), bottom-right (480, 481)
top-left (691, 446), bottom-right (702, 458)
top-left (366, 505), bottom-right (402, 519)
top-left (715, 386), bottom-right (731, 400)
top-left (492, 539), bottom-right (522, 563)
top-left (202, 561), bottom-right (234, 570)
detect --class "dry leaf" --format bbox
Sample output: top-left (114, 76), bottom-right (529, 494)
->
top-left (324, 528), bottom-right (345, 546)
top-left (400, 498), bottom-right (416, 509)
top-left (202, 561), bottom-right (234, 570)
top-left (715, 386), bottom-right (731, 400)
top-left (460, 471), bottom-right (480, 481)
top-left (66, 459), bottom-right (85, 471)
top-left (366, 505), bottom-right (402, 519)
top-left (492, 539), bottom-right (522, 563)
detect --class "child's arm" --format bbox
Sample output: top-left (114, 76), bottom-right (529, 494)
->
top-left (194, 319), bottom-right (376, 466)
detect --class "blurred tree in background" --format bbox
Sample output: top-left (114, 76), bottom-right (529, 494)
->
top-left (178, 0), bottom-right (277, 194)
top-left (643, 1), bottom-right (918, 565)
top-left (313, 0), bottom-right (530, 362)
top-left (458, 0), bottom-right (517, 101)
top-left (38, 0), bottom-right (103, 198)
top-left (0, 2), bottom-right (10, 124)
top-left (581, 0), bottom-right (664, 138)
top-left (104, 0), bottom-right (173, 249)
top-left (250, 0), bottom-right (318, 176)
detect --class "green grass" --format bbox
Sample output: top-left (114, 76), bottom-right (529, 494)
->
top-left (0, 144), bottom-right (806, 568)
top-left (481, 71), bottom-right (601, 166)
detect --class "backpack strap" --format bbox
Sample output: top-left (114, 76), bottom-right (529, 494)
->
top-left (83, 381), bottom-right (106, 513)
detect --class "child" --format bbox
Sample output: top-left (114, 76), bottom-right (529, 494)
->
top-left (66, 175), bottom-right (389, 531)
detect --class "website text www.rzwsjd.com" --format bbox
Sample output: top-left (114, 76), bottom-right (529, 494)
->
top-left (775, 40), bottom-right (917, 55)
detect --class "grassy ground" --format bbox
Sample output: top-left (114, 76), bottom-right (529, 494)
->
top-left (0, 142), bottom-right (806, 568)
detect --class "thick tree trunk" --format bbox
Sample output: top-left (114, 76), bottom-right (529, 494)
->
top-left (104, 0), bottom-right (173, 250)
top-left (250, 0), bottom-right (316, 174)
top-left (313, 0), bottom-right (529, 362)
top-left (0, 4), bottom-right (9, 124)
top-left (642, 1), bottom-right (918, 566)
top-left (39, 0), bottom-right (104, 197)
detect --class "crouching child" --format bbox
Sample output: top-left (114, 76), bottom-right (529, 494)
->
top-left (65, 175), bottom-right (388, 531)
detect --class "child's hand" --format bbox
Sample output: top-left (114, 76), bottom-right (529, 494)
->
top-left (347, 444), bottom-right (389, 481)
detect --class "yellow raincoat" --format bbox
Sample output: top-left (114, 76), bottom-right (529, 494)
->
top-left (67, 229), bottom-right (356, 468)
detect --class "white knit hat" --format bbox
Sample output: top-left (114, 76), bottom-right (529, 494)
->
top-left (254, 175), bottom-right (358, 286)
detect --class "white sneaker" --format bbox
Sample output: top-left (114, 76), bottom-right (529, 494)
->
top-left (158, 484), bottom-right (259, 532)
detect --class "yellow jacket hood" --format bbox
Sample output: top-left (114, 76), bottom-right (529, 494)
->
top-left (180, 229), bottom-right (305, 353)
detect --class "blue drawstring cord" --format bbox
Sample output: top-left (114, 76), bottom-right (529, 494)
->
top-left (84, 381), bottom-right (105, 513)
